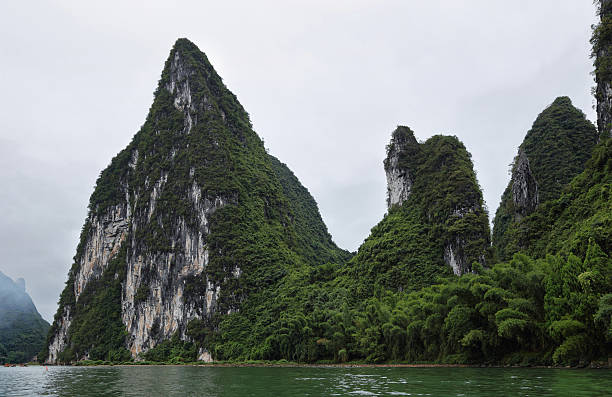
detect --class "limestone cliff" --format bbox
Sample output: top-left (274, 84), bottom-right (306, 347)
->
top-left (492, 97), bottom-right (598, 260)
top-left (43, 38), bottom-right (347, 363)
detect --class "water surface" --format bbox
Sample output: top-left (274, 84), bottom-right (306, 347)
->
top-left (1, 366), bottom-right (611, 396)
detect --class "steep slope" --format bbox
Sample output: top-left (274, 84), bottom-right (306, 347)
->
top-left (347, 127), bottom-right (490, 294)
top-left (268, 156), bottom-right (352, 266)
top-left (593, 0), bottom-right (612, 139)
top-left (43, 38), bottom-right (347, 364)
top-left (492, 97), bottom-right (599, 260)
top-left (0, 272), bottom-right (49, 363)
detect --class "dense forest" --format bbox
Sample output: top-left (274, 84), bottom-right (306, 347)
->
top-left (42, 2), bottom-right (611, 367)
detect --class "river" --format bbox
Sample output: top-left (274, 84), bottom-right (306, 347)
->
top-left (1, 366), bottom-right (611, 396)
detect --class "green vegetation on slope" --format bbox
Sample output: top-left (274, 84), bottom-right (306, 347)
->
top-left (268, 156), bottom-right (352, 266)
top-left (370, 137), bottom-right (611, 366)
top-left (493, 97), bottom-right (598, 260)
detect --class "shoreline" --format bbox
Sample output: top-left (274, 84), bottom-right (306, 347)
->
top-left (33, 361), bottom-right (610, 369)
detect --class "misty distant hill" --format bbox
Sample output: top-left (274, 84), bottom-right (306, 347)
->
top-left (0, 271), bottom-right (49, 363)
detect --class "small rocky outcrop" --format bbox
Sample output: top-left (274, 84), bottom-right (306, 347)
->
top-left (384, 126), bottom-right (420, 208)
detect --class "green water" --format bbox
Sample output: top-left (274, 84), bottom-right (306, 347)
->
top-left (1, 366), bottom-right (611, 396)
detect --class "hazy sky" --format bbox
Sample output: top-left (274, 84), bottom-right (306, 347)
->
top-left (0, 1), bottom-right (598, 321)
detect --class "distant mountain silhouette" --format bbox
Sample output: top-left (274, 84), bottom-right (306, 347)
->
top-left (0, 271), bottom-right (49, 363)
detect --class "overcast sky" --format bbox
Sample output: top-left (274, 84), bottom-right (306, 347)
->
top-left (0, 1), bottom-right (598, 321)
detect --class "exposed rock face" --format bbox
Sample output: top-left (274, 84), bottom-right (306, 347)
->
top-left (47, 45), bottom-right (221, 360)
top-left (510, 149), bottom-right (538, 217)
top-left (386, 155), bottom-right (411, 208)
top-left (597, 81), bottom-right (612, 140)
top-left (45, 38), bottom-right (346, 364)
top-left (76, 204), bottom-right (129, 298)
top-left (47, 309), bottom-right (70, 363)
top-left (595, 0), bottom-right (612, 139)
top-left (384, 126), bottom-right (419, 208)
top-left (121, 191), bottom-right (226, 356)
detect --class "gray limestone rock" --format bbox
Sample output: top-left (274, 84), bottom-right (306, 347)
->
top-left (511, 149), bottom-right (539, 216)
top-left (384, 126), bottom-right (419, 208)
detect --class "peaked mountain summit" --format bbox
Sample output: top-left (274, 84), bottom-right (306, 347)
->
top-left (492, 97), bottom-right (598, 260)
top-left (43, 38), bottom-right (347, 364)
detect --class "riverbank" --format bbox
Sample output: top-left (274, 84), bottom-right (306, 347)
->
top-left (60, 359), bottom-right (610, 369)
